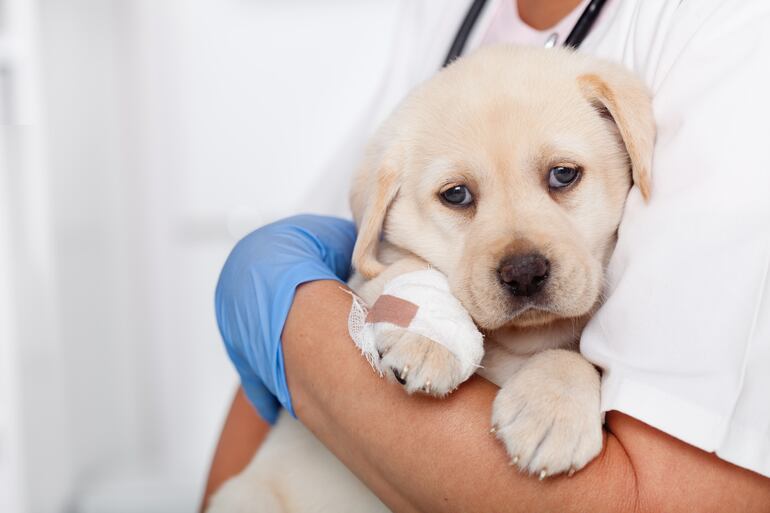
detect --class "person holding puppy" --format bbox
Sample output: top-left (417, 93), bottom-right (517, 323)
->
top-left (204, 0), bottom-right (770, 511)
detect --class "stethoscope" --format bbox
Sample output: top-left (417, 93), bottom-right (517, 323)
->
top-left (443, 0), bottom-right (608, 67)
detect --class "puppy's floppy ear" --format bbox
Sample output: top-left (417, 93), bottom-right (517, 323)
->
top-left (350, 160), bottom-right (401, 279)
top-left (578, 71), bottom-right (655, 201)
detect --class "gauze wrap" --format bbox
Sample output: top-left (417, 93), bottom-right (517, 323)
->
top-left (348, 268), bottom-right (484, 382)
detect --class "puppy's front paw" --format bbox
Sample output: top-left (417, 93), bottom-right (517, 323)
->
top-left (378, 328), bottom-right (465, 396)
top-left (491, 350), bottom-right (602, 479)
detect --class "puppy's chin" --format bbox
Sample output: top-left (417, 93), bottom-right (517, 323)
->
top-left (460, 272), bottom-right (602, 331)
top-left (467, 294), bottom-right (598, 331)
top-left (504, 308), bottom-right (559, 328)
top-left (467, 303), bottom-right (556, 331)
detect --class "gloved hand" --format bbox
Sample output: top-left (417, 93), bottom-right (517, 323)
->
top-left (215, 214), bottom-right (356, 423)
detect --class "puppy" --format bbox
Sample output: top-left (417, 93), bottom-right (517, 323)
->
top-left (208, 45), bottom-right (654, 512)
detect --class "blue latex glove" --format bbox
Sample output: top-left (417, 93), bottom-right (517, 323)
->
top-left (215, 214), bottom-right (356, 423)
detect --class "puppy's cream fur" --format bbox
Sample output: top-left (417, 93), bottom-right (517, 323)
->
top-left (208, 45), bottom-right (654, 512)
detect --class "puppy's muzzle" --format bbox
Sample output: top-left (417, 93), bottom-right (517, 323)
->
top-left (497, 253), bottom-right (550, 298)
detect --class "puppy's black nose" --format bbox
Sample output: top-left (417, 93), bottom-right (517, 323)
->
top-left (498, 253), bottom-right (550, 297)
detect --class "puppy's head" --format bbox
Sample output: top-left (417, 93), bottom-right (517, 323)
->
top-left (351, 45), bottom-right (654, 330)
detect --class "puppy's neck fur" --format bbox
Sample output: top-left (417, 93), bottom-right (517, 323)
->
top-left (479, 318), bottom-right (585, 387)
top-left (486, 317), bottom-right (584, 356)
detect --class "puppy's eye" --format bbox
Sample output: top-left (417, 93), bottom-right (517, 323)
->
top-left (440, 185), bottom-right (473, 206)
top-left (548, 166), bottom-right (580, 189)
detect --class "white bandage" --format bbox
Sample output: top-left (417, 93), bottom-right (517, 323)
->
top-left (348, 269), bottom-right (484, 381)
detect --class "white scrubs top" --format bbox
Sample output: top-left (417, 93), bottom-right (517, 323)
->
top-left (312, 0), bottom-right (770, 478)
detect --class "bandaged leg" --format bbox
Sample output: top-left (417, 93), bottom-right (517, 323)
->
top-left (348, 268), bottom-right (484, 390)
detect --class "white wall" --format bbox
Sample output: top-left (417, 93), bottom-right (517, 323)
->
top-left (2, 0), bottom-right (74, 511)
top-left (5, 1), bottom-right (402, 512)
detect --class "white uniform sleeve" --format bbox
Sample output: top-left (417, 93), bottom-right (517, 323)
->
top-left (581, 0), bottom-right (770, 477)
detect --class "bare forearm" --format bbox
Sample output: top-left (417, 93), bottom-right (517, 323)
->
top-left (283, 281), bottom-right (770, 513)
top-left (201, 387), bottom-right (270, 512)
top-left (284, 281), bottom-right (632, 512)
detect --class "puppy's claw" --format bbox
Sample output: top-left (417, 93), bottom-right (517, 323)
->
top-left (489, 426), bottom-right (497, 435)
top-left (568, 467), bottom-right (576, 477)
top-left (511, 455), bottom-right (519, 466)
top-left (423, 380), bottom-right (431, 393)
top-left (391, 368), bottom-right (407, 385)
top-left (400, 366), bottom-right (410, 381)
top-left (538, 469), bottom-right (547, 481)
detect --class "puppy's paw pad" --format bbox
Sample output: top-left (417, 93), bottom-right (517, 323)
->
top-left (378, 329), bottom-right (463, 396)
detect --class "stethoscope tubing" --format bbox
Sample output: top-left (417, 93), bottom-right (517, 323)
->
top-left (442, 0), bottom-right (608, 67)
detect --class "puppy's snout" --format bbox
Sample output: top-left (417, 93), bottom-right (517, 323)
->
top-left (498, 253), bottom-right (550, 297)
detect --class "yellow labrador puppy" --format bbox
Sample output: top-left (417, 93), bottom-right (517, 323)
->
top-left (208, 45), bottom-right (653, 513)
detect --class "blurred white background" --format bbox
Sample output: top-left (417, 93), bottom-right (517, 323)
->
top-left (0, 0), bottom-right (403, 511)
